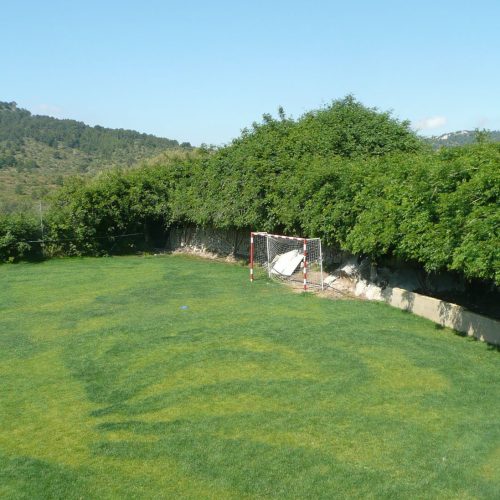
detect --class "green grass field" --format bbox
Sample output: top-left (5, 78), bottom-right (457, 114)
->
top-left (0, 255), bottom-right (499, 499)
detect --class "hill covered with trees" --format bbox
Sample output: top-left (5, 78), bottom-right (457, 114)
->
top-left (428, 129), bottom-right (500, 148)
top-left (0, 101), bottom-right (191, 212)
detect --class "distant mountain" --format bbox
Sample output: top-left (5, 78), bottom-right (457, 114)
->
top-left (0, 101), bottom-right (191, 212)
top-left (427, 129), bottom-right (500, 148)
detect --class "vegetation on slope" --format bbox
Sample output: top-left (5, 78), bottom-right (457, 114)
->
top-left (0, 101), bottom-right (191, 212)
top-left (1, 97), bottom-right (499, 285)
top-left (1, 255), bottom-right (499, 498)
top-left (428, 129), bottom-right (500, 149)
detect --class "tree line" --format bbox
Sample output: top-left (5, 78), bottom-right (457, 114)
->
top-left (0, 101), bottom-right (190, 157)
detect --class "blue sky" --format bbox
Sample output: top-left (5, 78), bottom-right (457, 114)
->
top-left (2, 0), bottom-right (499, 145)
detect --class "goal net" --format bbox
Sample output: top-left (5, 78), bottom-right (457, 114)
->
top-left (250, 232), bottom-right (324, 290)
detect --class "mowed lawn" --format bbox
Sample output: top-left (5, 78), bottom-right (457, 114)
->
top-left (0, 255), bottom-right (499, 499)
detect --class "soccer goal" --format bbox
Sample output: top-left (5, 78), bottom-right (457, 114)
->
top-left (250, 232), bottom-right (324, 290)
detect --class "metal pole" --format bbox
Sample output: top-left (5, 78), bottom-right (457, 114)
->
top-left (40, 200), bottom-right (44, 243)
top-left (318, 239), bottom-right (324, 290)
top-left (303, 238), bottom-right (307, 291)
top-left (266, 234), bottom-right (271, 277)
top-left (250, 233), bottom-right (254, 282)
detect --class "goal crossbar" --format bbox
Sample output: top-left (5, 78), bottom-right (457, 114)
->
top-left (252, 232), bottom-right (308, 241)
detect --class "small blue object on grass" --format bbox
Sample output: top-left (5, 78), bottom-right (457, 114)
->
top-left (180, 305), bottom-right (188, 310)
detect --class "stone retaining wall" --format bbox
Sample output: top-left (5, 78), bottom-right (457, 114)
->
top-left (166, 226), bottom-right (249, 257)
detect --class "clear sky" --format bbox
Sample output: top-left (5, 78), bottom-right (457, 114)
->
top-left (2, 0), bottom-right (499, 145)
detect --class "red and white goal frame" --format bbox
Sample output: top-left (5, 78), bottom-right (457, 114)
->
top-left (250, 232), bottom-right (324, 290)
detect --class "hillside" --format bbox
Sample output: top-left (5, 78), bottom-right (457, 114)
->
top-left (0, 101), bottom-right (191, 213)
top-left (428, 129), bottom-right (500, 148)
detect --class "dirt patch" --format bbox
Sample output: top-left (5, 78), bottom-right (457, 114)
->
top-left (283, 274), bottom-right (359, 301)
top-left (160, 247), bottom-right (242, 264)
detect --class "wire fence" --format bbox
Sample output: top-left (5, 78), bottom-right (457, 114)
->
top-left (22, 232), bottom-right (144, 244)
top-left (1, 231), bottom-right (156, 263)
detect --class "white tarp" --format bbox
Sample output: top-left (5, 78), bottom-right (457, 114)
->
top-left (270, 249), bottom-right (304, 277)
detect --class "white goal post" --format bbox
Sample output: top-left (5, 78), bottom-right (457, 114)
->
top-left (250, 232), bottom-right (324, 290)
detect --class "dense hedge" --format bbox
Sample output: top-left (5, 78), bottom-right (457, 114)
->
top-left (1, 97), bottom-right (499, 284)
top-left (0, 213), bottom-right (42, 262)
